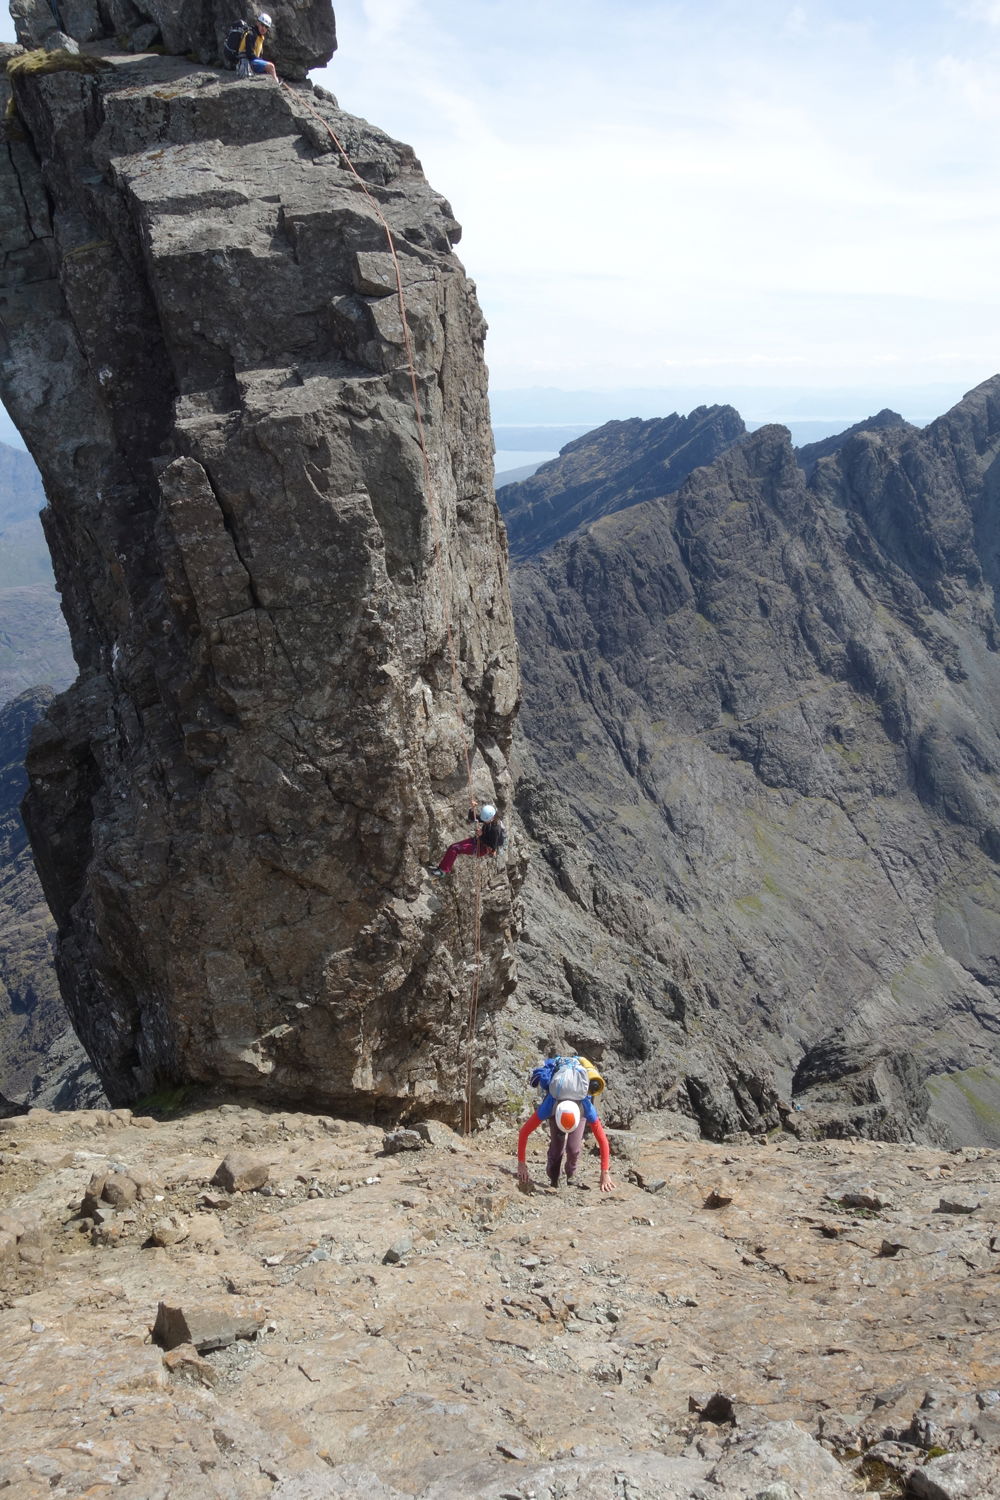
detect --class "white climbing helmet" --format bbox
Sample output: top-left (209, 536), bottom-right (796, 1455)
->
top-left (554, 1099), bottom-right (581, 1134)
top-left (257, 12), bottom-right (273, 27)
top-left (478, 803), bottom-right (497, 822)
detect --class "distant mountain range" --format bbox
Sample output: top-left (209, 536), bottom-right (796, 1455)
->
top-left (507, 376), bottom-right (1000, 1145)
top-left (497, 408), bottom-right (746, 561)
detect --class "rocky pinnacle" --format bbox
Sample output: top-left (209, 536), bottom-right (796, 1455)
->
top-left (0, 17), bottom-right (520, 1118)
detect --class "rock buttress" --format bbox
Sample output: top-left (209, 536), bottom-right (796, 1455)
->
top-left (0, 45), bottom-right (520, 1120)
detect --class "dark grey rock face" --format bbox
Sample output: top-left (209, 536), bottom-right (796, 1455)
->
top-left (0, 46), bottom-right (519, 1121)
top-left (512, 380), bottom-right (1000, 1144)
top-left (0, 687), bottom-right (99, 1107)
top-left (10, 0), bottom-right (336, 80)
top-left (794, 407), bottom-right (910, 479)
top-left (497, 408), bottom-right (746, 561)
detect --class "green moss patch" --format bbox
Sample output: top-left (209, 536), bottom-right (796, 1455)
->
top-left (5, 49), bottom-right (111, 79)
top-left (134, 1084), bottom-right (192, 1118)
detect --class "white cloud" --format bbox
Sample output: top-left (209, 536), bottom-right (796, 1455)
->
top-left (359, 0), bottom-right (420, 46)
top-left (952, 0), bottom-right (1000, 20)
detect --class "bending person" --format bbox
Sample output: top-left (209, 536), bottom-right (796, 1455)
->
top-left (517, 1090), bottom-right (616, 1193)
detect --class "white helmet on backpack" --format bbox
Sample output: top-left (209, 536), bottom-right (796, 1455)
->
top-left (478, 803), bottom-right (496, 822)
top-left (554, 1099), bottom-right (581, 1134)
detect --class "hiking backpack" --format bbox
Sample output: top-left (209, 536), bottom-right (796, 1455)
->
top-left (529, 1055), bottom-right (590, 1102)
top-left (529, 1054), bottom-right (606, 1100)
top-left (223, 19), bottom-right (253, 68)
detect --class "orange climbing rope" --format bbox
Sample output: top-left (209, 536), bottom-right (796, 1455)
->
top-left (284, 85), bottom-right (486, 1132)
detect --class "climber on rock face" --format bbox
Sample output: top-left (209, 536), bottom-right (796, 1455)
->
top-left (238, 12), bottom-right (278, 79)
top-left (429, 800), bottom-right (505, 877)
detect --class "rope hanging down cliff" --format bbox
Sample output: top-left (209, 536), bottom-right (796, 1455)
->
top-left (283, 84), bottom-right (487, 1135)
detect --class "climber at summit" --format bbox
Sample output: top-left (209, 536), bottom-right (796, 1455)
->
top-left (429, 800), bottom-right (506, 877)
top-left (237, 12), bottom-right (278, 79)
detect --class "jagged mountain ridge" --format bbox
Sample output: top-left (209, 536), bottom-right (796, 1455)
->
top-left (510, 377), bottom-right (1000, 1144)
top-left (795, 406), bottom-right (909, 477)
top-left (497, 406), bottom-right (746, 561)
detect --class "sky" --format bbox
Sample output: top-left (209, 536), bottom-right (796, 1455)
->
top-left (1, 1), bottom-right (999, 428)
top-left (312, 0), bottom-right (1000, 419)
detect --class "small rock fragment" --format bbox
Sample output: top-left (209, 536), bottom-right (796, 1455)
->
top-left (149, 1215), bottom-right (189, 1247)
top-left (381, 1129), bottom-right (426, 1154)
top-left (382, 1236), bottom-right (413, 1265)
top-left (152, 1299), bottom-right (265, 1353)
top-left (211, 1152), bottom-right (269, 1193)
top-left (80, 1173), bottom-right (107, 1216)
top-left (198, 1192), bottom-right (232, 1210)
top-left (703, 1189), bottom-right (733, 1210)
top-left (936, 1196), bottom-right (979, 1215)
top-left (412, 1120), bottom-right (467, 1151)
top-left (163, 1341), bottom-right (217, 1387)
top-left (102, 1173), bottom-right (139, 1209)
top-left (838, 1190), bottom-right (884, 1212)
top-left (496, 1440), bottom-right (530, 1460)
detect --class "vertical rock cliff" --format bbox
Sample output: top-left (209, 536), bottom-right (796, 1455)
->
top-left (0, 17), bottom-right (520, 1118)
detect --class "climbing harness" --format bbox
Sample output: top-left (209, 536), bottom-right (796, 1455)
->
top-left (283, 85), bottom-right (487, 1133)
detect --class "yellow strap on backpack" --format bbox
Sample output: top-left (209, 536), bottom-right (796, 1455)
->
top-left (577, 1056), bottom-right (605, 1097)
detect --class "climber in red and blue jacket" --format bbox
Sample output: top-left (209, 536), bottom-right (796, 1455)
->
top-left (517, 1087), bottom-right (615, 1193)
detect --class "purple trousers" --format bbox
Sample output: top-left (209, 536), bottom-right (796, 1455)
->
top-left (438, 837), bottom-right (494, 874)
top-left (546, 1116), bottom-right (586, 1184)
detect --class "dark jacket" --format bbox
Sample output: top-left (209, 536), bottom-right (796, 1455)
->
top-left (469, 808), bottom-right (504, 851)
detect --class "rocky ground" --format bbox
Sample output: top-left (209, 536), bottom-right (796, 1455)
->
top-left (2, 1104), bottom-right (1000, 1498)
